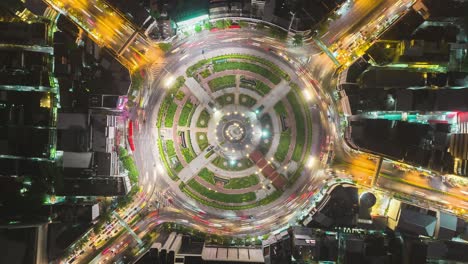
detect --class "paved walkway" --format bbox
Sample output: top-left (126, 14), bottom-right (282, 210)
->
top-left (253, 80), bottom-right (291, 115)
top-left (185, 77), bottom-right (215, 114)
top-left (205, 162), bottom-right (258, 179)
top-left (212, 87), bottom-right (262, 102)
top-left (178, 147), bottom-right (218, 183)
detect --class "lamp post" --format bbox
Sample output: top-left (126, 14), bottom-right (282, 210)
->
top-left (288, 11), bottom-right (296, 33)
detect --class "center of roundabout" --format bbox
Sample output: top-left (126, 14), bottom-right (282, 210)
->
top-left (210, 106), bottom-right (262, 160)
top-left (141, 43), bottom-right (329, 234)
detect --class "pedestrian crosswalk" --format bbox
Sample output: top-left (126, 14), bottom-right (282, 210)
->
top-left (154, 191), bottom-right (172, 208)
top-left (149, 62), bottom-right (166, 80)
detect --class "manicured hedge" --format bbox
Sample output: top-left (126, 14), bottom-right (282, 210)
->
top-left (224, 175), bottom-right (259, 189)
top-left (187, 179), bottom-right (256, 203)
top-left (214, 62), bottom-right (281, 85)
top-left (199, 168), bottom-right (215, 185)
top-left (208, 75), bottom-right (236, 92)
top-left (275, 132), bottom-right (291, 162)
top-left (178, 101), bottom-right (193, 127)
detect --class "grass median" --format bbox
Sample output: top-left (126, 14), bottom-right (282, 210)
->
top-left (187, 179), bottom-right (256, 203)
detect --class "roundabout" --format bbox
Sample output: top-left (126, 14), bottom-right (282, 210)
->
top-left (135, 33), bottom-right (332, 235)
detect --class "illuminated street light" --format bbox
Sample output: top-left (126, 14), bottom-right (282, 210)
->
top-left (306, 156), bottom-right (316, 168)
top-left (303, 90), bottom-right (312, 101)
top-left (164, 75), bottom-right (175, 88)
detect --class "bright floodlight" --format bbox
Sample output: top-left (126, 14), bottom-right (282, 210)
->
top-left (306, 156), bottom-right (316, 168)
top-left (157, 164), bottom-right (164, 174)
top-left (303, 89), bottom-right (312, 101)
top-left (164, 75), bottom-right (175, 88)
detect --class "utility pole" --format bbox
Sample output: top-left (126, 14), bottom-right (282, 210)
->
top-left (288, 12), bottom-right (296, 32)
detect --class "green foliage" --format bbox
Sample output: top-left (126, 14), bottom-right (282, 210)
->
top-left (196, 132), bottom-right (208, 150)
top-left (208, 75), bottom-right (236, 92)
top-left (168, 76), bottom-right (186, 92)
top-left (293, 34), bottom-right (303, 46)
top-left (214, 62), bottom-right (281, 85)
top-left (159, 77), bottom-right (185, 128)
top-left (212, 157), bottom-right (253, 171)
top-left (130, 73), bottom-right (144, 92)
top-left (175, 90), bottom-right (185, 100)
top-left (239, 95), bottom-right (256, 107)
top-left (275, 132), bottom-right (291, 162)
top-left (224, 175), bottom-right (259, 189)
top-left (158, 42), bottom-right (173, 53)
top-left (186, 59), bottom-right (209, 77)
top-left (198, 168), bottom-right (215, 185)
top-left (204, 22), bottom-right (212, 30)
top-left (119, 147), bottom-right (138, 184)
top-left (197, 110), bottom-right (210, 128)
top-left (287, 90), bottom-right (307, 161)
top-left (200, 69), bottom-right (211, 78)
top-left (150, 10), bottom-right (160, 19)
top-left (187, 180), bottom-right (256, 203)
top-left (181, 187), bottom-right (282, 210)
top-left (274, 101), bottom-right (287, 115)
top-left (178, 101), bottom-right (194, 126)
top-left (269, 27), bottom-right (287, 40)
top-left (216, 93), bottom-right (235, 106)
top-left (255, 81), bottom-right (271, 95)
top-left (239, 21), bottom-right (248, 28)
top-left (181, 147), bottom-right (196, 163)
top-left (157, 139), bottom-right (179, 181)
top-left (186, 54), bottom-right (289, 81)
top-left (215, 20), bottom-right (227, 29)
top-left (165, 140), bottom-right (176, 157)
top-left (164, 101), bottom-right (178, 127)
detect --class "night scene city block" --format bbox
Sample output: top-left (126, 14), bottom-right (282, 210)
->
top-left (0, 0), bottom-right (467, 263)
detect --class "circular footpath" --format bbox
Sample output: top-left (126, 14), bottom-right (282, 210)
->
top-left (142, 43), bottom-right (330, 235)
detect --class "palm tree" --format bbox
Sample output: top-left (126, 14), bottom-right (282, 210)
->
top-left (293, 34), bottom-right (303, 46)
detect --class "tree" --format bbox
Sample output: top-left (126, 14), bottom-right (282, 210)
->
top-left (158, 42), bottom-right (172, 53)
top-left (215, 20), bottom-right (226, 29)
top-left (269, 27), bottom-right (287, 40)
top-left (204, 22), bottom-right (212, 30)
top-left (293, 34), bottom-right (303, 46)
top-left (194, 24), bottom-right (202, 33)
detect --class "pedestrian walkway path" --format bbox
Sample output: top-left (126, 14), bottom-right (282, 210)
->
top-left (253, 80), bottom-right (290, 115)
top-left (185, 77), bottom-right (215, 113)
top-left (178, 148), bottom-right (218, 183)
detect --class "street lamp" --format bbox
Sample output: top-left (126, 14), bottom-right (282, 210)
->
top-left (303, 89), bottom-right (312, 101)
top-left (288, 12), bottom-right (296, 33)
top-left (164, 75), bottom-right (175, 88)
top-left (306, 156), bottom-right (316, 168)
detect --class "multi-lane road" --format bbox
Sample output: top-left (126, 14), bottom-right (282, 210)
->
top-left (43, 0), bottom-right (162, 70)
top-left (45, 0), bottom-right (468, 263)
